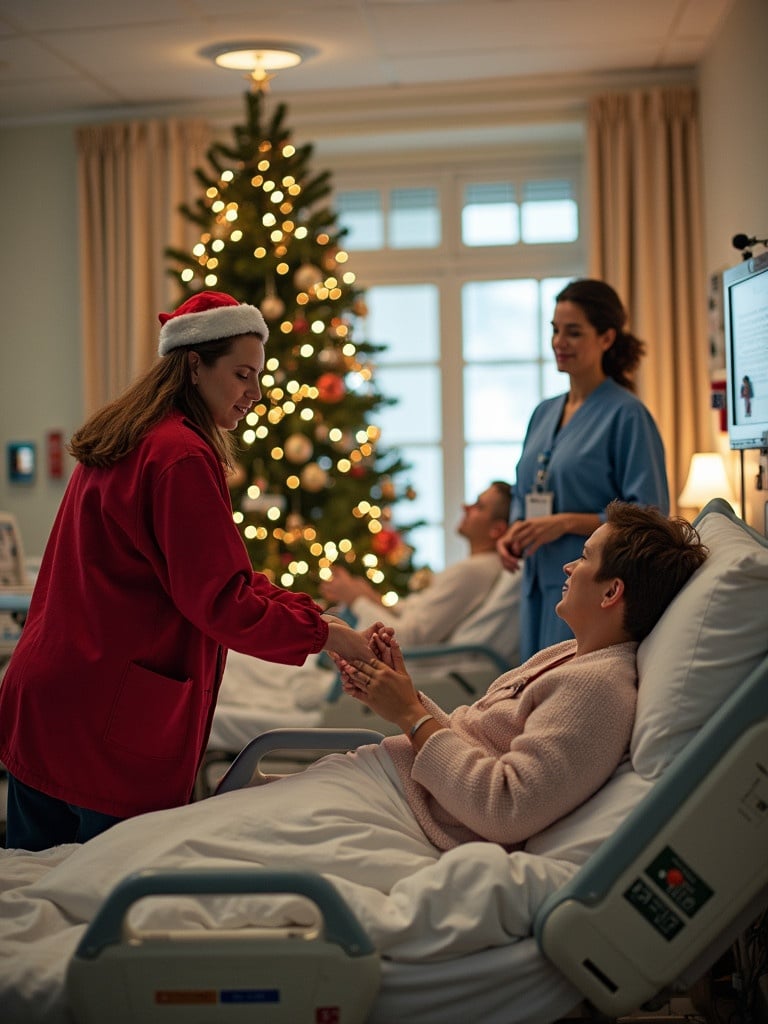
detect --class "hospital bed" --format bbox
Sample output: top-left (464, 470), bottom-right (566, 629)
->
top-left (2, 498), bottom-right (767, 1024)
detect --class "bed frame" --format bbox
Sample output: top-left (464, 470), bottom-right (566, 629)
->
top-left (536, 639), bottom-right (768, 1017)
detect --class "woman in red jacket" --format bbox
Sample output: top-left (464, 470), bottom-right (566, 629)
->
top-left (0, 291), bottom-right (375, 850)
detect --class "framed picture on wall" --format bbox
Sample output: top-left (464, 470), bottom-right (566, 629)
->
top-left (708, 269), bottom-right (725, 371)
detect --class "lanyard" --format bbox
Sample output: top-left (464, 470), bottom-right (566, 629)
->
top-left (534, 449), bottom-right (552, 493)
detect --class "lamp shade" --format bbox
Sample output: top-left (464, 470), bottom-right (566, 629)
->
top-left (678, 452), bottom-right (737, 511)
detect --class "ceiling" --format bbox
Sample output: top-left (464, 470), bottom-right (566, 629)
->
top-left (0, 0), bottom-right (735, 127)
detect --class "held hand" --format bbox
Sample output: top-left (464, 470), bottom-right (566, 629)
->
top-left (499, 514), bottom-right (568, 560)
top-left (336, 639), bottom-right (422, 727)
top-left (323, 621), bottom-right (378, 664)
top-left (369, 626), bottom-right (396, 666)
top-left (496, 522), bottom-right (523, 572)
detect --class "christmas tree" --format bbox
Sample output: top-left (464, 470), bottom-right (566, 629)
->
top-left (166, 90), bottom-right (420, 603)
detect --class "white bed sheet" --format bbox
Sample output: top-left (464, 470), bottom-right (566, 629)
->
top-left (207, 650), bottom-right (333, 749)
top-left (0, 745), bottom-right (583, 1024)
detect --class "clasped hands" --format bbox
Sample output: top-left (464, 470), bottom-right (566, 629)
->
top-left (497, 513), bottom-right (567, 570)
top-left (331, 623), bottom-right (425, 730)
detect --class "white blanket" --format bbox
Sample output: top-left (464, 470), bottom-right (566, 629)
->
top-left (0, 746), bottom-right (577, 1024)
top-left (207, 650), bottom-right (335, 749)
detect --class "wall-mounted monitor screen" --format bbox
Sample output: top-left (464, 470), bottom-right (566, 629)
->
top-left (722, 251), bottom-right (768, 450)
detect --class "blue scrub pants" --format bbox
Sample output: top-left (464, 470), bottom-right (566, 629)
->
top-left (5, 774), bottom-right (124, 850)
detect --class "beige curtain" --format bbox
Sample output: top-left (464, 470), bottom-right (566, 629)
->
top-left (77, 118), bottom-right (210, 413)
top-left (587, 87), bottom-right (711, 511)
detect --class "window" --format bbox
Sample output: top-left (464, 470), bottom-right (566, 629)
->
top-left (336, 187), bottom-right (440, 251)
top-left (462, 183), bottom-right (518, 246)
top-left (334, 150), bottom-right (584, 570)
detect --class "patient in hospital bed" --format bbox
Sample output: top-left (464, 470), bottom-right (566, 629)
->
top-left (212, 480), bottom-right (514, 721)
top-left (0, 501), bottom-right (708, 1022)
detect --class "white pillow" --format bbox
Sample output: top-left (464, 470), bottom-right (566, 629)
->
top-left (631, 506), bottom-right (768, 780)
top-left (524, 763), bottom-right (653, 866)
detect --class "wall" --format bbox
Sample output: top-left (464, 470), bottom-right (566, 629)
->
top-left (699, 0), bottom-right (768, 533)
top-left (0, 125), bottom-right (81, 556)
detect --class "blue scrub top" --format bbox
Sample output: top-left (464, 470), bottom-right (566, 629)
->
top-left (512, 378), bottom-right (669, 658)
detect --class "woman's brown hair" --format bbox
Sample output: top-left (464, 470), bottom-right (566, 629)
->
top-left (68, 338), bottom-right (242, 469)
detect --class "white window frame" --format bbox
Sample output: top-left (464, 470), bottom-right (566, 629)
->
top-left (327, 145), bottom-right (586, 568)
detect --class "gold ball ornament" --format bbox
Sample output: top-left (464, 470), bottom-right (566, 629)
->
top-left (284, 433), bottom-right (314, 464)
top-left (300, 462), bottom-right (328, 492)
top-left (380, 479), bottom-right (396, 501)
top-left (317, 346), bottom-right (343, 370)
top-left (294, 263), bottom-right (324, 291)
top-left (259, 294), bottom-right (285, 320)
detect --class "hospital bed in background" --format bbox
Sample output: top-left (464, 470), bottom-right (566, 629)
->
top-left (59, 498), bottom-right (768, 1024)
top-left (200, 567), bottom-right (521, 793)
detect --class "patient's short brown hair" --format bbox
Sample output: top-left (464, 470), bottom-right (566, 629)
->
top-left (597, 502), bottom-right (708, 641)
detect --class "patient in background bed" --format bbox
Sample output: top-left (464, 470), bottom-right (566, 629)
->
top-left (215, 480), bottom-right (514, 715)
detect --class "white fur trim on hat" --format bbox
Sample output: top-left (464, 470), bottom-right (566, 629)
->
top-left (158, 295), bottom-right (268, 356)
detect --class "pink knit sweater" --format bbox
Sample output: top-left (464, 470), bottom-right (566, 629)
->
top-left (381, 639), bottom-right (638, 851)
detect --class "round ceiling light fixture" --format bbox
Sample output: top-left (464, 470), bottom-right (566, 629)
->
top-left (200, 40), bottom-right (318, 89)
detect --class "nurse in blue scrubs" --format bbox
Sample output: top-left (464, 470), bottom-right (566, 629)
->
top-left (497, 278), bottom-right (669, 661)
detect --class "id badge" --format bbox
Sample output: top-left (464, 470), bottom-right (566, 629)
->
top-left (525, 491), bottom-right (554, 518)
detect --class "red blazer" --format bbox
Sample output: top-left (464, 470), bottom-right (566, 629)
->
top-left (0, 412), bottom-right (328, 817)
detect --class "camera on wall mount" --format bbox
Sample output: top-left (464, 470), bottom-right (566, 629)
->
top-left (732, 232), bottom-right (768, 260)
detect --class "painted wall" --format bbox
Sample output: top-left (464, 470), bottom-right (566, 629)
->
top-left (0, 124), bottom-right (82, 557)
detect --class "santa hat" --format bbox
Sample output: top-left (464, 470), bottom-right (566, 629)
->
top-left (157, 291), bottom-right (268, 356)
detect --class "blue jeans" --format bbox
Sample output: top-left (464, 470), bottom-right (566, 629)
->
top-left (5, 774), bottom-right (124, 850)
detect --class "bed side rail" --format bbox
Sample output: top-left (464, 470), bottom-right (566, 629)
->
top-left (214, 727), bottom-right (385, 794)
top-left (67, 868), bottom-right (380, 1024)
top-left (534, 654), bottom-right (768, 1016)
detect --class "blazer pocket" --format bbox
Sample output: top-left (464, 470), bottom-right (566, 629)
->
top-left (105, 662), bottom-right (195, 761)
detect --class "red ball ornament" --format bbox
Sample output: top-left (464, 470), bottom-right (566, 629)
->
top-left (349, 465), bottom-right (366, 478)
top-left (316, 373), bottom-right (346, 403)
top-left (371, 528), bottom-right (401, 556)
top-left (292, 317), bottom-right (309, 333)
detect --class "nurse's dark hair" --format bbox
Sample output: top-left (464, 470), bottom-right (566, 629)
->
top-left (556, 278), bottom-right (646, 391)
top-left (596, 501), bottom-right (708, 641)
top-left (68, 338), bottom-right (239, 469)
